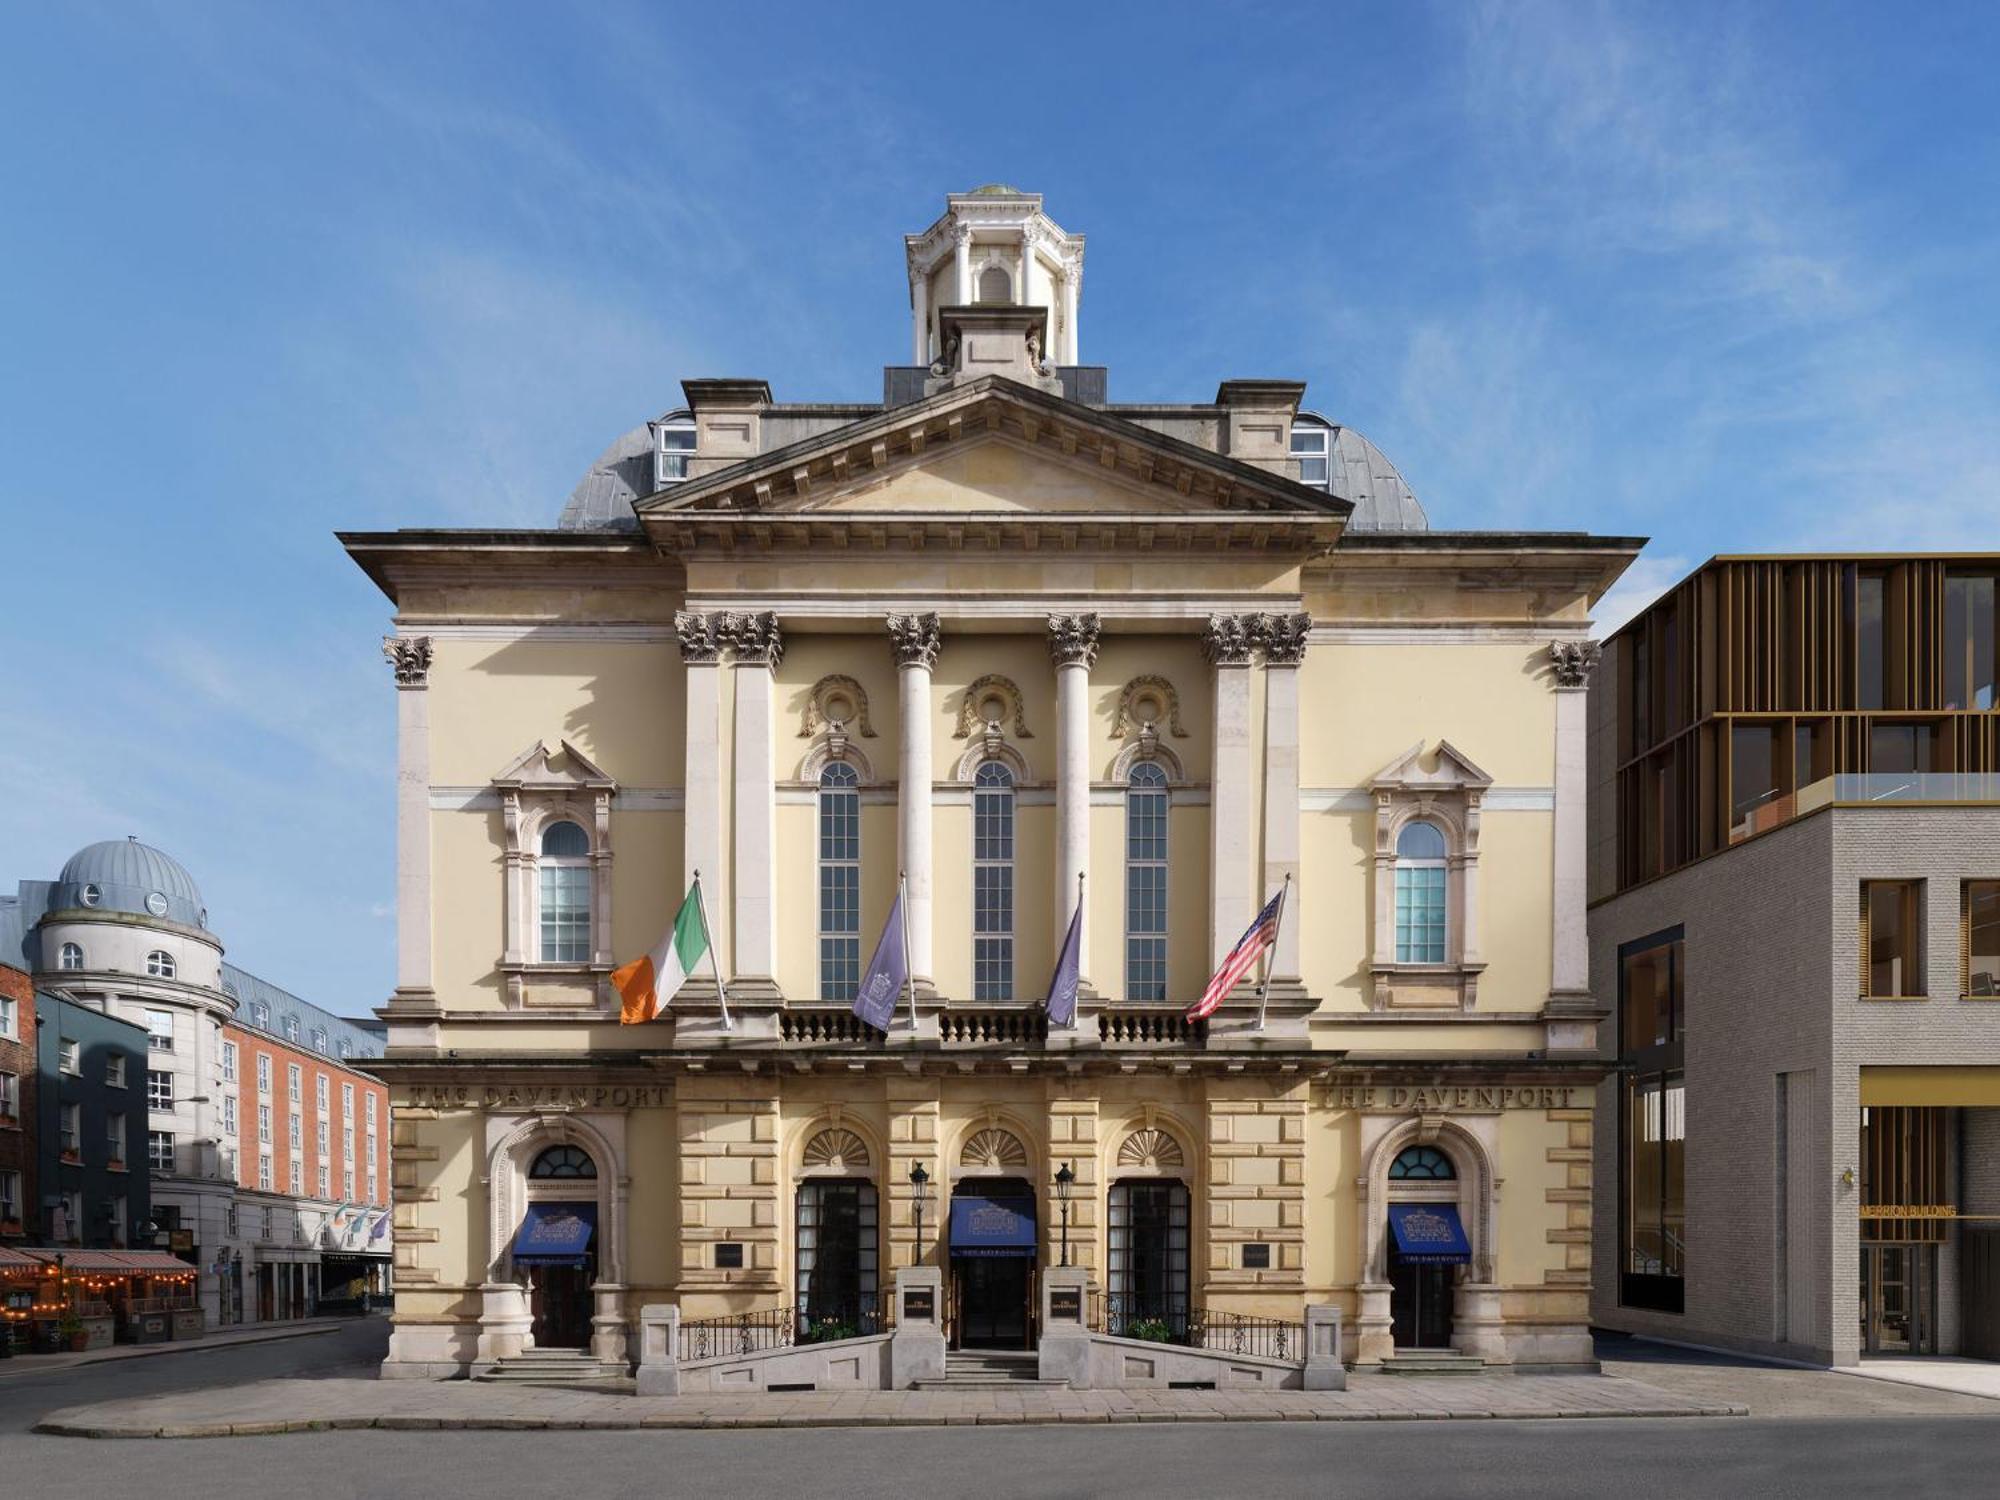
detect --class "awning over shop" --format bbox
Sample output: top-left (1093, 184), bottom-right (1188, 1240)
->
top-left (511, 1203), bottom-right (596, 1266)
top-left (22, 1249), bottom-right (196, 1274)
top-left (948, 1196), bottom-right (1036, 1258)
top-left (1387, 1203), bottom-right (1472, 1265)
top-left (0, 1246), bottom-right (42, 1270)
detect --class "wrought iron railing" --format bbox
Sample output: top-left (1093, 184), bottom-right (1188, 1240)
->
top-left (1093, 1291), bottom-right (1193, 1344)
top-left (1089, 1294), bottom-right (1302, 1361)
top-left (676, 1294), bottom-right (891, 1362)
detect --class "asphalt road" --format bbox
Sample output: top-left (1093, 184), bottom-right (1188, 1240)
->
top-left (3, 1321), bottom-right (1998, 1499)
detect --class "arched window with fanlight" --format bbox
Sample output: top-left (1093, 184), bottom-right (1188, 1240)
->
top-left (1394, 821), bottom-right (1448, 964)
top-left (529, 1145), bottom-right (597, 1180)
top-left (146, 949), bottom-right (176, 979)
top-left (1126, 762), bottom-right (1170, 1001)
top-left (1389, 1146), bottom-right (1456, 1181)
top-left (972, 762), bottom-right (1015, 1000)
top-left (818, 763), bottom-right (861, 1001)
top-left (538, 821), bottom-right (592, 963)
top-left (59, 942), bottom-right (84, 972)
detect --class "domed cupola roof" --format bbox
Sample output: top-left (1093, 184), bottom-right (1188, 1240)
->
top-left (56, 837), bottom-right (207, 928)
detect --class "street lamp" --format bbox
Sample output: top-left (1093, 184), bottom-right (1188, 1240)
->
top-left (908, 1162), bottom-right (931, 1264)
top-left (1054, 1162), bottom-right (1075, 1267)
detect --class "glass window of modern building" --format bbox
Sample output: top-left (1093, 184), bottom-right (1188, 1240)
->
top-left (1619, 927), bottom-right (1685, 1313)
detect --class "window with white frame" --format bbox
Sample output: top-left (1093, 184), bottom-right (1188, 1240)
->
top-left (111, 1193), bottom-right (127, 1243)
top-left (220, 1039), bottom-right (237, 1082)
top-left (343, 1124), bottom-right (355, 1161)
top-left (59, 1037), bottom-right (79, 1075)
top-left (316, 1075), bottom-right (329, 1111)
top-left (288, 1113), bottom-right (302, 1151)
top-left (537, 821), bottom-right (593, 962)
top-left (289, 1158), bottom-right (302, 1195)
top-left (342, 1081), bottom-right (354, 1114)
top-left (367, 1166), bottom-right (380, 1202)
top-left (365, 1094), bottom-right (378, 1127)
top-left (257, 1053), bottom-right (272, 1094)
top-left (316, 1162), bottom-right (330, 1198)
top-left (316, 1119), bottom-right (329, 1155)
top-left (107, 1110), bottom-right (126, 1163)
top-left (310, 1027), bottom-right (326, 1054)
top-left (336, 1037), bottom-right (351, 1059)
top-left (817, 762), bottom-right (861, 1000)
top-left (144, 1008), bottom-right (174, 1051)
top-left (105, 1053), bottom-right (125, 1088)
top-left (283, 1013), bottom-right (300, 1043)
top-left (344, 1167), bottom-right (356, 1200)
top-left (148, 1131), bottom-right (174, 1172)
top-left (654, 411), bottom-right (695, 486)
top-left (261, 1206), bottom-right (273, 1241)
top-left (972, 761), bottom-right (1016, 1000)
top-left (1289, 418), bottom-right (1331, 491)
top-left (1126, 762), bottom-right (1170, 1001)
top-left (0, 1169), bottom-right (19, 1221)
top-left (258, 1154), bottom-right (272, 1192)
top-left (0, 1071), bottom-right (17, 1119)
top-left (222, 1094), bottom-right (236, 1135)
top-left (249, 999), bottom-right (270, 1029)
top-left (0, 994), bottom-right (13, 1039)
top-left (59, 941), bottom-right (83, 971)
top-left (60, 1189), bottom-right (81, 1240)
top-left (146, 949), bottom-right (176, 979)
top-left (60, 1102), bottom-right (80, 1154)
top-left (257, 1103), bottom-right (271, 1145)
top-left (1393, 821), bottom-right (1449, 963)
top-left (287, 1062), bottom-right (302, 1097)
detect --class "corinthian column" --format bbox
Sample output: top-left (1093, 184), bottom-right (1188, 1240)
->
top-left (1204, 615), bottom-right (1258, 971)
top-left (677, 611), bottom-right (726, 979)
top-left (1260, 614), bottom-right (1310, 983)
top-left (725, 612), bottom-right (783, 999)
top-left (888, 613), bottom-right (942, 991)
top-left (1049, 613), bottom-right (1101, 992)
top-left (953, 226), bottom-right (973, 305)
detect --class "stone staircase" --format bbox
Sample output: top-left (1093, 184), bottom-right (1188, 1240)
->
top-left (472, 1348), bottom-right (633, 1387)
top-left (915, 1349), bottom-right (1068, 1390)
top-left (1379, 1349), bottom-right (1487, 1376)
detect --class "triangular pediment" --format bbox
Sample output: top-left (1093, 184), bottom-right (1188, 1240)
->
top-left (491, 739), bottom-right (616, 790)
top-left (1370, 740), bottom-right (1494, 793)
top-left (635, 377), bottom-right (1349, 525)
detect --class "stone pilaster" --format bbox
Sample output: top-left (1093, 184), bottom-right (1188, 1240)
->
top-left (381, 635), bottom-right (438, 1048)
top-left (674, 1083), bottom-right (781, 1318)
top-left (1546, 640), bottom-right (1603, 1054)
top-left (1259, 615), bottom-right (1309, 984)
top-left (1048, 613), bottom-right (1101, 1000)
top-left (724, 612), bottom-right (783, 1002)
top-left (888, 613), bottom-right (942, 995)
top-left (886, 1074), bottom-right (941, 1272)
top-left (1203, 615), bottom-right (1259, 971)
top-left (677, 612), bottom-right (727, 984)
top-left (1045, 1084), bottom-right (1100, 1277)
top-left (1203, 1081), bottom-right (1307, 1299)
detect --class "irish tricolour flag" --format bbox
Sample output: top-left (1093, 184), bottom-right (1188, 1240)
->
top-left (615, 882), bottom-right (712, 1024)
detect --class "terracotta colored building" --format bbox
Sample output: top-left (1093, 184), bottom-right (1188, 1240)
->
top-left (0, 961), bottom-right (35, 1241)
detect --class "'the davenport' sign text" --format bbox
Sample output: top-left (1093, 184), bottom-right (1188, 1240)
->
top-left (405, 1083), bottom-right (669, 1111)
top-left (1328, 1084), bottom-right (1577, 1112)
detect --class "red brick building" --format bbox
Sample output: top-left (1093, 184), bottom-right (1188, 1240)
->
top-left (0, 961), bottom-right (35, 1242)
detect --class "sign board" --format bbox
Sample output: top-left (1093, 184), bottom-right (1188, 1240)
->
top-left (903, 1288), bottom-right (935, 1322)
top-left (169, 1230), bottom-right (194, 1252)
top-left (1049, 1288), bottom-right (1082, 1323)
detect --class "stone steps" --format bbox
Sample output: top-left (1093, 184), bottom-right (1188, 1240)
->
top-left (914, 1349), bottom-right (1066, 1389)
top-left (473, 1349), bottom-right (632, 1385)
top-left (1379, 1350), bottom-right (1488, 1376)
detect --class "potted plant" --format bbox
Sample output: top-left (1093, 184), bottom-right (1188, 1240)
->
top-left (1124, 1316), bottom-right (1176, 1345)
top-left (58, 1308), bottom-right (85, 1352)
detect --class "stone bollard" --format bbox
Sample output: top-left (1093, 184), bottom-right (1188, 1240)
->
top-left (1302, 1303), bottom-right (1346, 1390)
top-left (890, 1268), bottom-right (946, 1388)
top-left (1036, 1264), bottom-right (1092, 1389)
top-left (636, 1304), bottom-right (681, 1396)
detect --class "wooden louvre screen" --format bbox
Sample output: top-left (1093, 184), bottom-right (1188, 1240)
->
top-left (1860, 1106), bottom-right (1951, 1244)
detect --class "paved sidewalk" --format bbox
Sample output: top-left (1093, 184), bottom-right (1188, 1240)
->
top-left (1834, 1356), bottom-right (2000, 1403)
top-left (1, 1317), bottom-right (349, 1379)
top-left (35, 1371), bottom-right (1743, 1437)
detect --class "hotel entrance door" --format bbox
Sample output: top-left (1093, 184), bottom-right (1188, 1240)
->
top-left (955, 1258), bottom-right (1032, 1349)
top-left (529, 1262), bottom-right (594, 1349)
top-left (1388, 1259), bottom-right (1455, 1349)
top-left (1861, 1243), bottom-right (1937, 1355)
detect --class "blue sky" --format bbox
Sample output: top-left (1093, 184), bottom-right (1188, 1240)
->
top-left (4, 1), bottom-right (1997, 1012)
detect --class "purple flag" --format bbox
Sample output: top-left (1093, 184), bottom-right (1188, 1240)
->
top-left (852, 889), bottom-right (908, 1033)
top-left (1045, 896), bottom-right (1082, 1027)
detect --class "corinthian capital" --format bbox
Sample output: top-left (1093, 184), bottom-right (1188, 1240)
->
top-left (1258, 612), bottom-right (1313, 664)
top-left (721, 611), bottom-right (785, 668)
top-left (886, 612), bottom-right (943, 670)
top-left (1202, 613), bottom-right (1259, 666)
top-left (1047, 612), bottom-right (1102, 669)
top-left (381, 635), bottom-right (433, 689)
top-left (675, 611), bottom-right (723, 665)
top-left (1549, 639), bottom-right (1602, 689)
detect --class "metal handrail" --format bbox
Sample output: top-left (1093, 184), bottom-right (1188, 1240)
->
top-left (676, 1293), bottom-right (891, 1361)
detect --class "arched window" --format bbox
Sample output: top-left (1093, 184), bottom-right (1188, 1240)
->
top-left (1394, 821), bottom-right (1448, 964)
top-left (310, 1027), bottom-right (328, 1055)
top-left (538, 820), bottom-right (592, 964)
top-left (1126, 762), bottom-right (1170, 1001)
top-left (977, 264), bottom-right (1012, 304)
top-left (336, 1038), bottom-right (352, 1060)
top-left (1389, 1145), bottom-right (1456, 1181)
top-left (59, 942), bottom-right (83, 971)
top-left (796, 1179), bottom-right (879, 1334)
top-left (818, 763), bottom-right (861, 1001)
top-left (145, 949), bottom-right (176, 979)
top-left (1107, 1179), bottom-right (1190, 1336)
top-left (973, 762), bottom-right (1015, 1000)
top-left (529, 1145), bottom-right (597, 1179)
top-left (283, 1014), bottom-right (300, 1043)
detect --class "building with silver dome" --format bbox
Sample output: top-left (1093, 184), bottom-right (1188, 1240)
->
top-left (2, 838), bottom-right (392, 1327)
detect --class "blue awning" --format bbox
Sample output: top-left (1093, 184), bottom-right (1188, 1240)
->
top-left (1387, 1202), bottom-right (1471, 1264)
top-left (948, 1196), bottom-right (1037, 1258)
top-left (512, 1202), bottom-right (596, 1266)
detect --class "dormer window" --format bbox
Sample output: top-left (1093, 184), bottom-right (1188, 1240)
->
top-left (1289, 419), bottom-right (1331, 491)
top-left (250, 999), bottom-right (270, 1029)
top-left (655, 413), bottom-right (695, 487)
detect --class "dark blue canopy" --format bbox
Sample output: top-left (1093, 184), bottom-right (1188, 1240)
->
top-left (512, 1202), bottom-right (596, 1266)
top-left (1387, 1202), bottom-right (1471, 1264)
top-left (948, 1196), bottom-right (1037, 1257)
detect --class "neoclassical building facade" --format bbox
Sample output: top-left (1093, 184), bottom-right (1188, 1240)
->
top-left (345, 187), bottom-right (1638, 1377)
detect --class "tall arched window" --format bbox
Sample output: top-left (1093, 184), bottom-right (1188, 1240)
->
top-left (1126, 762), bottom-right (1169, 1001)
top-left (1394, 821), bottom-right (1448, 964)
top-left (818, 763), bottom-right (861, 1001)
top-left (146, 949), bottom-right (176, 979)
top-left (538, 821), bottom-right (592, 963)
top-left (59, 942), bottom-right (83, 971)
top-left (972, 762), bottom-right (1015, 1000)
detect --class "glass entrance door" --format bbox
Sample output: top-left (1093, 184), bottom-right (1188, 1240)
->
top-left (1861, 1243), bottom-right (1937, 1355)
top-left (1388, 1253), bottom-right (1455, 1349)
top-left (529, 1261), bottom-right (594, 1349)
top-left (956, 1257), bottom-right (1031, 1349)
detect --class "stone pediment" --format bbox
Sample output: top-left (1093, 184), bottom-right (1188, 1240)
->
top-left (1369, 740), bottom-right (1493, 794)
top-left (492, 739), bottom-right (616, 791)
top-left (634, 377), bottom-right (1348, 528)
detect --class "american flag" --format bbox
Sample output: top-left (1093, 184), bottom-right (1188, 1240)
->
top-left (1186, 888), bottom-right (1286, 1022)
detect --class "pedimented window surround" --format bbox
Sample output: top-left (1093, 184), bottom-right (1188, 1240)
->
top-left (495, 740), bottom-right (616, 1011)
top-left (1369, 741), bottom-right (1491, 1011)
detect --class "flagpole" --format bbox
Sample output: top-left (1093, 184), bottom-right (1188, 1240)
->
top-left (1068, 869), bottom-right (1085, 1029)
top-left (1255, 872), bottom-right (1292, 1033)
top-left (899, 870), bottom-right (917, 1030)
top-left (694, 868), bottom-right (731, 1032)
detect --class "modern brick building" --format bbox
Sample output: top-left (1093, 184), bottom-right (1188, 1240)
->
top-left (1588, 554), bottom-right (2000, 1364)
